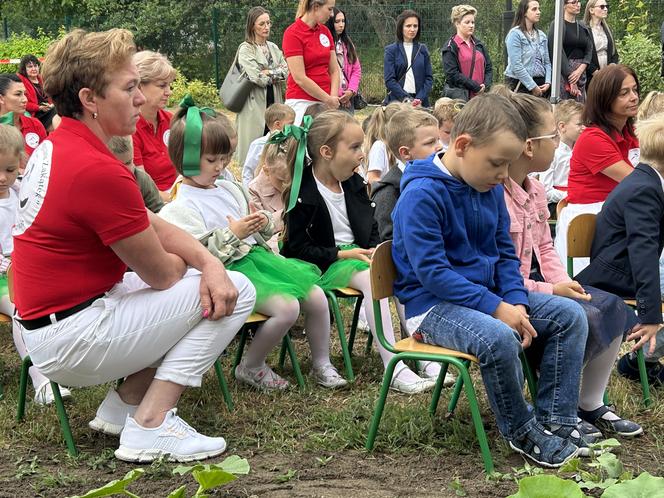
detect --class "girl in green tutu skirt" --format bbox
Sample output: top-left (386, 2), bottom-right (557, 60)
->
top-left (280, 111), bottom-right (435, 394)
top-left (160, 97), bottom-right (347, 391)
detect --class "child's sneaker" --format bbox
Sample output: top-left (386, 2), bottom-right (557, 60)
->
top-left (234, 361), bottom-right (289, 391)
top-left (509, 423), bottom-right (579, 468)
top-left (546, 424), bottom-right (601, 457)
top-left (89, 388), bottom-right (139, 436)
top-left (115, 409), bottom-right (226, 463)
top-left (389, 366), bottom-right (436, 394)
top-left (34, 380), bottom-right (72, 406)
top-left (577, 417), bottom-right (603, 438)
top-left (311, 364), bottom-right (348, 388)
top-left (578, 405), bottom-right (643, 437)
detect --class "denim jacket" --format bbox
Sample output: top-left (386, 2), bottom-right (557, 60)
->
top-left (504, 27), bottom-right (551, 91)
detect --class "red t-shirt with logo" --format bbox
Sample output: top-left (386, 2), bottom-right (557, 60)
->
top-left (19, 114), bottom-right (47, 158)
top-left (567, 125), bottom-right (639, 204)
top-left (132, 109), bottom-right (177, 190)
top-left (282, 18), bottom-right (334, 100)
top-left (12, 117), bottom-right (149, 320)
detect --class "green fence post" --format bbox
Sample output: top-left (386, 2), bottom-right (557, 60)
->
top-left (3, 18), bottom-right (8, 41)
top-left (212, 6), bottom-right (221, 90)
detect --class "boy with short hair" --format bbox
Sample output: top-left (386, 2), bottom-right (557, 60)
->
top-left (577, 115), bottom-right (664, 384)
top-left (372, 108), bottom-right (441, 241)
top-left (539, 100), bottom-right (584, 208)
top-left (242, 103), bottom-right (295, 187)
top-left (392, 94), bottom-right (589, 467)
top-left (432, 97), bottom-right (463, 152)
top-left (108, 136), bottom-right (165, 213)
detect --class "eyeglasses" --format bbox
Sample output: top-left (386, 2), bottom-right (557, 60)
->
top-left (530, 130), bottom-right (560, 142)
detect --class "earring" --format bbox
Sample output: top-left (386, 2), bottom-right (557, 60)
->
top-left (92, 112), bottom-right (98, 119)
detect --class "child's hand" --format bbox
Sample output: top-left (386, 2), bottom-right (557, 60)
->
top-left (339, 247), bottom-right (373, 264)
top-left (628, 323), bottom-right (662, 356)
top-left (492, 302), bottom-right (538, 348)
top-left (227, 214), bottom-right (265, 239)
top-left (553, 281), bottom-right (591, 301)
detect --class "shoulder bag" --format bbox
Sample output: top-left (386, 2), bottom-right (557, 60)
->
top-left (219, 47), bottom-right (255, 113)
top-left (443, 40), bottom-right (477, 102)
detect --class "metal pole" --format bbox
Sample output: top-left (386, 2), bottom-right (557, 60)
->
top-left (212, 7), bottom-right (221, 90)
top-left (503, 0), bottom-right (514, 61)
top-left (3, 18), bottom-right (8, 41)
top-left (550, 0), bottom-right (565, 103)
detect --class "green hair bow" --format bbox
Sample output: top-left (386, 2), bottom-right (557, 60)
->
top-left (0, 111), bottom-right (32, 126)
top-left (179, 94), bottom-right (217, 176)
top-left (266, 115), bottom-right (312, 212)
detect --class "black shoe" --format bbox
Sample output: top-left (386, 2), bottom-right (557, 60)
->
top-left (617, 353), bottom-right (664, 385)
top-left (576, 418), bottom-right (602, 438)
top-left (547, 424), bottom-right (600, 458)
top-left (578, 405), bottom-right (643, 438)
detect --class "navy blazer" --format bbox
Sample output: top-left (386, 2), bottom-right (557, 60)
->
top-left (576, 163), bottom-right (664, 324)
top-left (383, 41), bottom-right (433, 107)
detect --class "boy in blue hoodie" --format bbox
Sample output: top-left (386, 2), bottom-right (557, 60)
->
top-left (392, 94), bottom-right (589, 468)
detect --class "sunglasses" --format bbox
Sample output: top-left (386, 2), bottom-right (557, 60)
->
top-left (596, 4), bottom-right (609, 9)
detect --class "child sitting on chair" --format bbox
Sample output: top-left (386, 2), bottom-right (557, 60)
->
top-left (392, 94), bottom-right (589, 467)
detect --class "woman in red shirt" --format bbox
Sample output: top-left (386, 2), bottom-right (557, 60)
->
top-left (555, 64), bottom-right (640, 269)
top-left (0, 74), bottom-right (47, 161)
top-left (132, 50), bottom-right (178, 194)
top-left (282, 0), bottom-right (340, 124)
top-left (17, 54), bottom-right (60, 132)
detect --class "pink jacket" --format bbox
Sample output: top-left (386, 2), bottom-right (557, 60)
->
top-left (248, 171), bottom-right (284, 253)
top-left (337, 41), bottom-right (362, 95)
top-left (503, 177), bottom-right (572, 294)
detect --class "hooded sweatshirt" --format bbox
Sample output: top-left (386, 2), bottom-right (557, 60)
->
top-left (392, 153), bottom-right (528, 319)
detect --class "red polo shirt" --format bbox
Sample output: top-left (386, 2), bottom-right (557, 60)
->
top-left (567, 125), bottom-right (639, 204)
top-left (19, 114), bottom-right (47, 157)
top-left (12, 117), bottom-right (149, 320)
top-left (282, 18), bottom-right (334, 100)
top-left (132, 109), bottom-right (177, 190)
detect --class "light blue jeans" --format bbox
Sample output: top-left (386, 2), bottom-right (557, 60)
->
top-left (416, 292), bottom-right (587, 441)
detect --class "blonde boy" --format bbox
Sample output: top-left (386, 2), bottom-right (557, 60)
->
top-left (432, 97), bottom-right (463, 151)
top-left (242, 103), bottom-right (295, 187)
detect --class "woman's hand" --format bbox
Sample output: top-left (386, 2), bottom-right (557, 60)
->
top-left (411, 98), bottom-right (422, 107)
top-left (478, 84), bottom-right (486, 94)
top-left (552, 281), bottom-right (591, 301)
top-left (539, 83), bottom-right (550, 94)
top-left (568, 66), bottom-right (584, 85)
top-left (199, 259), bottom-right (239, 319)
top-left (39, 104), bottom-right (51, 112)
top-left (338, 247), bottom-right (374, 264)
top-left (325, 95), bottom-right (340, 110)
top-left (628, 323), bottom-right (662, 356)
top-left (339, 90), bottom-right (353, 105)
top-left (227, 213), bottom-right (265, 239)
top-left (532, 85), bottom-right (543, 97)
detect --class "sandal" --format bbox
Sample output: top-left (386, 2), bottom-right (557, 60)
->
top-left (234, 361), bottom-right (289, 391)
top-left (509, 423), bottom-right (579, 468)
top-left (578, 405), bottom-right (643, 437)
top-left (389, 365), bottom-right (436, 394)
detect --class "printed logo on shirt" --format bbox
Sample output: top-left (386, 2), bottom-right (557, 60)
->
top-left (628, 148), bottom-right (640, 167)
top-left (319, 34), bottom-right (330, 48)
top-left (163, 130), bottom-right (170, 147)
top-left (24, 132), bottom-right (40, 150)
top-left (13, 140), bottom-right (53, 237)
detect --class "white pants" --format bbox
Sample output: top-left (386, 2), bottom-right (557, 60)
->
top-left (285, 98), bottom-right (318, 126)
top-left (17, 269), bottom-right (255, 388)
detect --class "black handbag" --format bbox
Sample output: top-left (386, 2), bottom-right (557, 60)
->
top-left (337, 54), bottom-right (367, 110)
top-left (443, 41), bottom-right (477, 102)
top-left (383, 44), bottom-right (422, 105)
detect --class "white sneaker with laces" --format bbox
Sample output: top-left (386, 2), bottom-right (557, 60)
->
top-left (114, 409), bottom-right (227, 463)
top-left (89, 388), bottom-right (138, 436)
top-left (34, 381), bottom-right (72, 406)
top-left (311, 364), bottom-right (348, 388)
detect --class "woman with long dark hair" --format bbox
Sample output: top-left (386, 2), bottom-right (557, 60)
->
top-left (17, 54), bottom-right (59, 131)
top-left (504, 0), bottom-right (551, 96)
top-left (325, 7), bottom-right (361, 113)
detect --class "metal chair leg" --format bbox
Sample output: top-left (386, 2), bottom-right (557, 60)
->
top-left (447, 360), bottom-right (468, 414)
top-left (429, 362), bottom-right (449, 417)
top-left (365, 356), bottom-right (400, 450)
top-left (282, 335), bottom-right (306, 390)
top-left (347, 296), bottom-right (363, 356)
top-left (214, 359), bottom-right (234, 411)
top-left (459, 365), bottom-right (494, 473)
top-left (16, 355), bottom-right (31, 421)
top-left (636, 348), bottom-right (652, 407)
top-left (327, 291), bottom-right (354, 382)
top-left (51, 382), bottom-right (77, 457)
top-left (232, 327), bottom-right (249, 371)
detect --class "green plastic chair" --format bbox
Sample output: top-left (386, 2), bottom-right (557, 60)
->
top-left (364, 241), bottom-right (494, 474)
top-left (565, 212), bottom-right (651, 407)
top-left (325, 288), bottom-right (364, 382)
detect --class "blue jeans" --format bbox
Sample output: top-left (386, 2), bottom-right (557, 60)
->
top-left (416, 292), bottom-right (588, 440)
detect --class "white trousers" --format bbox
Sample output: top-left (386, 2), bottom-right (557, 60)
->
top-left (17, 269), bottom-right (255, 388)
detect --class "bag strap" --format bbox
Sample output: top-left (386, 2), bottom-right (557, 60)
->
top-left (468, 40), bottom-right (477, 80)
top-left (397, 43), bottom-right (422, 83)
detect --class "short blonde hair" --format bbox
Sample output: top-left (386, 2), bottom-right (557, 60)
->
top-left (554, 100), bottom-right (583, 125)
top-left (0, 123), bottom-right (24, 158)
top-left (488, 84), bottom-right (513, 97)
top-left (636, 114), bottom-right (664, 167)
top-left (107, 135), bottom-right (133, 160)
top-left (638, 91), bottom-right (664, 122)
top-left (433, 97), bottom-right (464, 125)
top-left (133, 50), bottom-right (177, 84)
top-left (42, 28), bottom-right (136, 118)
top-left (385, 109), bottom-right (438, 158)
top-left (450, 4), bottom-right (477, 25)
top-left (265, 103), bottom-right (296, 129)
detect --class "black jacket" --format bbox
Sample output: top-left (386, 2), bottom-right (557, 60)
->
top-left (547, 20), bottom-right (593, 78)
top-left (586, 22), bottom-right (619, 89)
top-left (441, 36), bottom-right (493, 93)
top-left (371, 166), bottom-right (402, 242)
top-left (576, 164), bottom-right (664, 324)
top-left (281, 166), bottom-right (379, 272)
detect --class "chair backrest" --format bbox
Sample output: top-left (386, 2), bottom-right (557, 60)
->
top-left (566, 213), bottom-right (596, 277)
top-left (556, 198), bottom-right (568, 219)
top-left (370, 241), bottom-right (396, 301)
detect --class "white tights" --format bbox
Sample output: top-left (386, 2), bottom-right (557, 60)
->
top-left (579, 335), bottom-right (622, 420)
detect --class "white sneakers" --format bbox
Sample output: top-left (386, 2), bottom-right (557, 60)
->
top-left (311, 364), bottom-right (348, 388)
top-left (389, 366), bottom-right (437, 394)
top-left (34, 380), bottom-right (72, 406)
top-left (89, 388), bottom-right (138, 436)
top-left (417, 361), bottom-right (458, 387)
top-left (114, 409), bottom-right (227, 463)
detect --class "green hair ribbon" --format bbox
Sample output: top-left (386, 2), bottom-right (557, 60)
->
top-left (266, 115), bottom-right (312, 212)
top-left (0, 111), bottom-right (31, 126)
top-left (179, 94), bottom-right (217, 176)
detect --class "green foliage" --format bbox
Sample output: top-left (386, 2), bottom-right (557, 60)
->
top-left (507, 474), bottom-right (587, 498)
top-left (0, 29), bottom-right (61, 74)
top-left (601, 472), bottom-right (664, 498)
top-left (168, 73), bottom-right (220, 109)
top-left (68, 468), bottom-right (144, 498)
top-left (172, 456), bottom-right (250, 498)
top-left (616, 0), bottom-right (651, 36)
top-left (616, 33), bottom-right (661, 97)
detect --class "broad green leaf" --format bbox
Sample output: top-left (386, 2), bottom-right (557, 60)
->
top-left (166, 485), bottom-right (187, 498)
top-left (559, 458), bottom-right (583, 473)
top-left (592, 438), bottom-right (621, 450)
top-left (217, 455), bottom-right (250, 475)
top-left (507, 475), bottom-right (587, 498)
top-left (173, 464), bottom-right (203, 476)
top-left (601, 472), bottom-right (664, 498)
top-left (192, 468), bottom-right (237, 491)
top-left (68, 468), bottom-right (145, 498)
top-left (596, 452), bottom-right (624, 479)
